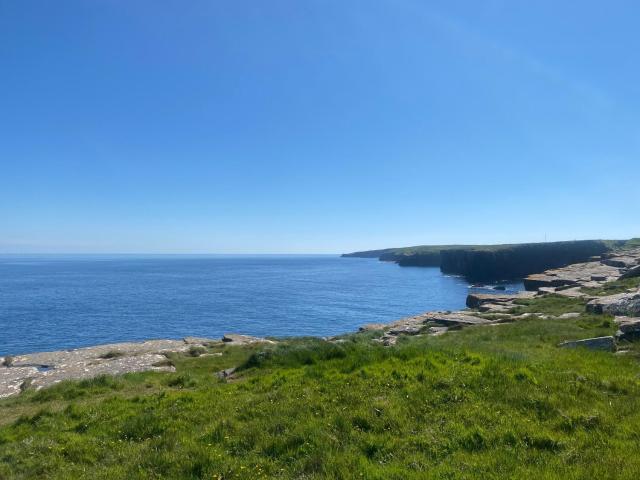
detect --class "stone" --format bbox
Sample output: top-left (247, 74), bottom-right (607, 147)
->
top-left (0, 366), bottom-right (39, 398)
top-left (183, 336), bottom-right (219, 345)
top-left (466, 291), bottom-right (536, 309)
top-left (221, 334), bottom-right (276, 345)
top-left (387, 325), bottom-right (422, 336)
top-left (29, 353), bottom-right (174, 392)
top-left (558, 336), bottom-right (616, 351)
top-left (427, 326), bottom-right (449, 336)
top-left (0, 337), bottom-right (220, 398)
top-left (524, 262), bottom-right (623, 291)
top-left (419, 311), bottom-right (494, 327)
top-left (614, 316), bottom-right (640, 341)
top-left (620, 264), bottom-right (640, 279)
top-left (586, 290), bottom-right (640, 316)
top-left (558, 312), bottom-right (581, 319)
top-left (602, 256), bottom-right (639, 269)
top-left (359, 323), bottom-right (387, 332)
top-left (215, 367), bottom-right (237, 379)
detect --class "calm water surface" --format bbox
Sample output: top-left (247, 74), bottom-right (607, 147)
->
top-left (0, 255), bottom-right (522, 355)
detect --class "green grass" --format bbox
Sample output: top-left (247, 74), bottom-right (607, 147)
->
top-left (2, 304), bottom-right (640, 479)
top-left (509, 294), bottom-right (587, 316)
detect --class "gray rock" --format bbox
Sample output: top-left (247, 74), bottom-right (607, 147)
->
top-left (427, 326), bottom-right (449, 336)
top-left (215, 367), bottom-right (237, 379)
top-left (615, 316), bottom-right (640, 341)
top-left (524, 262), bottom-right (623, 291)
top-left (359, 323), bottom-right (387, 332)
top-left (466, 292), bottom-right (535, 309)
top-left (558, 336), bottom-right (616, 351)
top-left (0, 366), bottom-right (39, 398)
top-left (602, 256), bottom-right (640, 269)
top-left (183, 336), bottom-right (219, 345)
top-left (586, 290), bottom-right (640, 316)
top-left (620, 264), bottom-right (640, 279)
top-left (387, 325), bottom-right (422, 336)
top-left (0, 337), bottom-right (222, 398)
top-left (557, 312), bottom-right (581, 319)
top-left (222, 334), bottom-right (276, 345)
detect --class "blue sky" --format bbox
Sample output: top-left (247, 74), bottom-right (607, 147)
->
top-left (1, 1), bottom-right (639, 253)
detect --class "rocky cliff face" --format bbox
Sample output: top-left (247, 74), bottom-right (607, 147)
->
top-left (344, 240), bottom-right (632, 282)
top-left (439, 241), bottom-right (617, 281)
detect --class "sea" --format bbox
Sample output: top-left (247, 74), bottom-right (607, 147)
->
top-left (0, 255), bottom-right (523, 355)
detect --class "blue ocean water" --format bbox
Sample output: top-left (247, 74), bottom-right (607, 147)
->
top-left (0, 255), bottom-right (523, 355)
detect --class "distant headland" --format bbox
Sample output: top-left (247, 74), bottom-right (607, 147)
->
top-left (343, 239), bottom-right (640, 282)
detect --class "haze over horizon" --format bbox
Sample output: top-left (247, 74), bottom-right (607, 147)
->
top-left (2, 1), bottom-right (639, 254)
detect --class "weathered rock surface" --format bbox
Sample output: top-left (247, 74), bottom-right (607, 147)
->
top-left (222, 334), bottom-right (276, 345)
top-left (466, 291), bottom-right (536, 309)
top-left (524, 262), bottom-right (622, 291)
top-left (586, 290), bottom-right (640, 316)
top-left (614, 316), bottom-right (640, 341)
top-left (0, 337), bottom-right (220, 399)
top-left (0, 366), bottom-right (39, 399)
top-left (358, 323), bottom-right (387, 332)
top-left (372, 310), bottom-right (494, 346)
top-left (558, 336), bottom-right (616, 351)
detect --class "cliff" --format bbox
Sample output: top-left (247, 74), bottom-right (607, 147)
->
top-left (343, 240), bottom-right (628, 281)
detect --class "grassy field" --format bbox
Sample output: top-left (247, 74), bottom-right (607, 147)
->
top-left (1, 296), bottom-right (640, 479)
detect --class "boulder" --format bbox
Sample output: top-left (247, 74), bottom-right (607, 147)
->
top-left (615, 317), bottom-right (640, 341)
top-left (215, 367), bottom-right (237, 379)
top-left (586, 291), bottom-right (640, 316)
top-left (558, 336), bottom-right (616, 351)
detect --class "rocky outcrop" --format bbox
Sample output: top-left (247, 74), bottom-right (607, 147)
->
top-left (466, 291), bottom-right (536, 309)
top-left (523, 262), bottom-right (622, 291)
top-left (222, 334), bottom-right (276, 345)
top-left (0, 336), bottom-right (248, 399)
top-left (615, 317), bottom-right (640, 341)
top-left (558, 336), bottom-right (616, 351)
top-left (524, 247), bottom-right (640, 291)
top-left (368, 310), bottom-right (495, 346)
top-left (586, 290), bottom-right (640, 316)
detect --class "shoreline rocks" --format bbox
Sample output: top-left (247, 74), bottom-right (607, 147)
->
top-left (0, 335), bottom-right (266, 399)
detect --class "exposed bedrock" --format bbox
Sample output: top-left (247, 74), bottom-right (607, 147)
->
top-left (586, 290), bottom-right (640, 316)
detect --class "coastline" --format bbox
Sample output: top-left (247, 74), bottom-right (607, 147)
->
top-left (2, 245), bottom-right (639, 399)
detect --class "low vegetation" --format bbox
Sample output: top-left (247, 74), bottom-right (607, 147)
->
top-left (1, 296), bottom-right (640, 479)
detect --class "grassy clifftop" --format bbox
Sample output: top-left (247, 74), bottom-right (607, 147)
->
top-left (1, 294), bottom-right (640, 479)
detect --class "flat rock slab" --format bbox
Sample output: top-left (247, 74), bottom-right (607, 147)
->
top-left (559, 336), bottom-right (616, 351)
top-left (30, 354), bottom-right (175, 391)
top-left (222, 334), bottom-right (276, 345)
top-left (466, 291), bottom-right (536, 309)
top-left (0, 337), bottom-right (217, 399)
top-left (11, 339), bottom-right (194, 368)
top-left (0, 366), bottom-right (39, 399)
top-left (524, 262), bottom-right (623, 291)
top-left (359, 323), bottom-right (387, 332)
top-left (586, 290), bottom-right (640, 316)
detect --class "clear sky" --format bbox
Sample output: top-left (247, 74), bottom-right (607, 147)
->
top-left (1, 1), bottom-right (638, 253)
